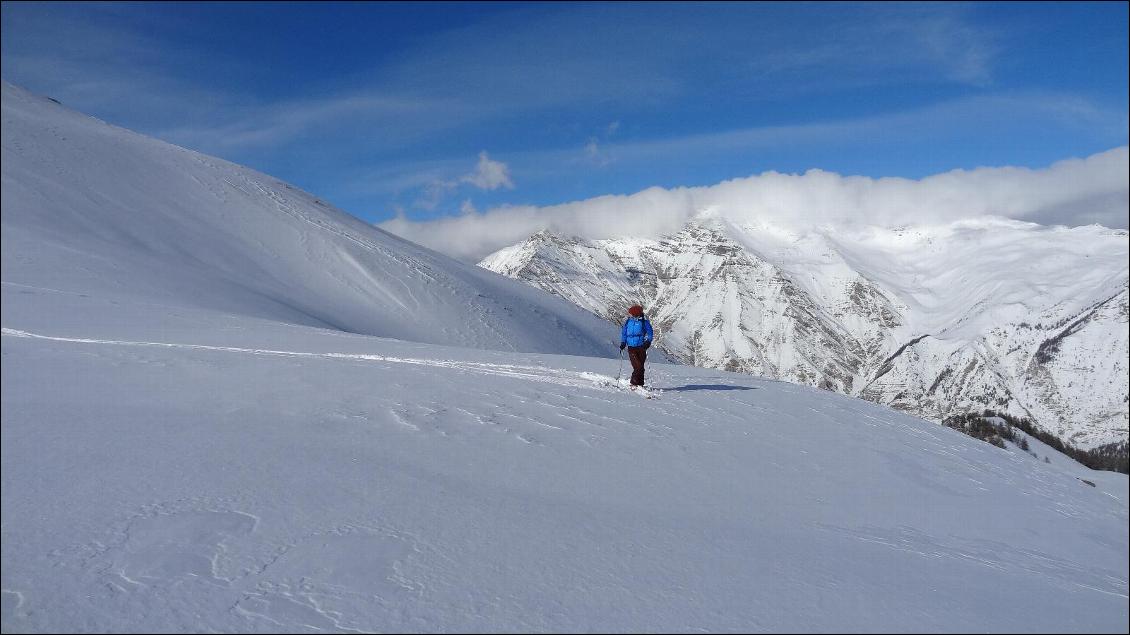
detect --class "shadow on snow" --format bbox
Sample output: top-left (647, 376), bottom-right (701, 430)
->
top-left (664, 384), bottom-right (758, 392)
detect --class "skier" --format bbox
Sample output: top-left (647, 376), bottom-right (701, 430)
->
top-left (619, 304), bottom-right (654, 388)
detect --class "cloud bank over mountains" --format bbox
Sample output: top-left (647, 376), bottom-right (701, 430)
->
top-left (381, 146), bottom-right (1129, 261)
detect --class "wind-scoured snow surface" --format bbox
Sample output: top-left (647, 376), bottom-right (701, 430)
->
top-left (2, 83), bottom-right (1128, 633)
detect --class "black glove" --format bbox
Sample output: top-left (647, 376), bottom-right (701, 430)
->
top-left (643, 341), bottom-right (651, 350)
top-left (619, 342), bottom-right (626, 351)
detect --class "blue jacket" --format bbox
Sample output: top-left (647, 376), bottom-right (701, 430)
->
top-left (621, 315), bottom-right (653, 348)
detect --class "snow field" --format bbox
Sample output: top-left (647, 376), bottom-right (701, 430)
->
top-left (2, 313), bottom-right (1127, 632)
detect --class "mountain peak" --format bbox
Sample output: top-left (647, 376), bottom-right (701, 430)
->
top-left (481, 218), bottom-right (1129, 448)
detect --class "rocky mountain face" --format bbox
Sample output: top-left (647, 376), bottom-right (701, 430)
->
top-left (480, 217), bottom-right (1129, 449)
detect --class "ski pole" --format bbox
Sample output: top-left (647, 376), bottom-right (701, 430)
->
top-left (616, 349), bottom-right (624, 381)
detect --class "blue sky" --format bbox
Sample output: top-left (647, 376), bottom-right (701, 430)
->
top-left (2, 1), bottom-right (1127, 227)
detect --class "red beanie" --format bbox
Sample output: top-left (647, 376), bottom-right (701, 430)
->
top-left (628, 305), bottom-right (643, 317)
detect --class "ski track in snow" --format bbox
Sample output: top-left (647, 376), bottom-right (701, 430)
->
top-left (7, 318), bottom-right (1119, 632)
top-left (0, 328), bottom-right (660, 397)
top-left (4, 322), bottom-right (1127, 632)
top-left (0, 329), bottom-right (695, 632)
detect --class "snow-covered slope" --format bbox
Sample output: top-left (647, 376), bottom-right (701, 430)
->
top-left (3, 321), bottom-right (1128, 633)
top-left (0, 82), bottom-right (615, 356)
top-left (2, 84), bottom-right (1127, 632)
top-left (480, 217), bottom-right (1129, 448)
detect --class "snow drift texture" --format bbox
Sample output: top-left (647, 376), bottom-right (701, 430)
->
top-left (2, 82), bottom-right (1127, 633)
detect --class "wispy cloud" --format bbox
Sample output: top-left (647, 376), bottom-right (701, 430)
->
top-left (413, 181), bottom-right (456, 212)
top-left (3, 2), bottom-right (1009, 156)
top-left (461, 151), bottom-right (514, 190)
top-left (580, 120), bottom-right (621, 167)
top-left (584, 139), bottom-right (610, 166)
top-left (410, 152), bottom-right (514, 210)
top-left (159, 94), bottom-right (460, 153)
top-left (588, 93), bottom-right (1129, 166)
top-left (735, 3), bottom-right (1000, 96)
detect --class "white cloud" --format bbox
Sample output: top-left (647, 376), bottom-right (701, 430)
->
top-left (460, 199), bottom-right (478, 215)
top-left (380, 147), bottom-right (1129, 261)
top-left (408, 152), bottom-right (512, 210)
top-left (461, 151), bottom-right (514, 191)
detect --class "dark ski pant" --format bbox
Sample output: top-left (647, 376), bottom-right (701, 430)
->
top-left (627, 345), bottom-right (648, 386)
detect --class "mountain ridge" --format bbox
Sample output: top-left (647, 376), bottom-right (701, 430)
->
top-left (480, 217), bottom-right (1129, 448)
top-left (1, 81), bottom-right (616, 357)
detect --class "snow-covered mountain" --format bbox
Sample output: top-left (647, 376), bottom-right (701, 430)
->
top-left (0, 82), bottom-right (615, 356)
top-left (480, 217), bottom-right (1129, 449)
top-left (3, 84), bottom-right (1127, 632)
